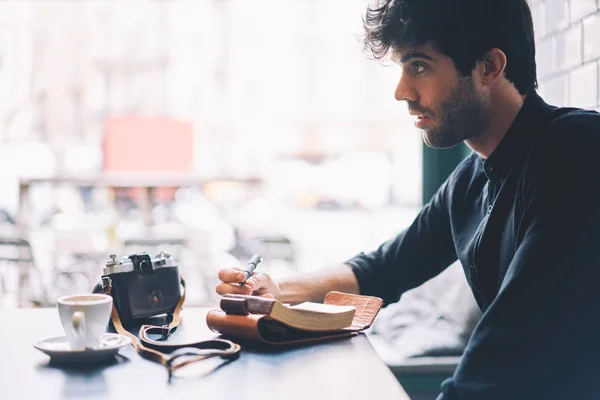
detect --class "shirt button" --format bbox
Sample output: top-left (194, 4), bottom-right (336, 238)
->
top-left (485, 165), bottom-right (493, 173)
top-left (487, 205), bottom-right (493, 213)
top-left (469, 261), bottom-right (476, 269)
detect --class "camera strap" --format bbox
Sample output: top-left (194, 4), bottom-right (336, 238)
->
top-left (103, 277), bottom-right (241, 377)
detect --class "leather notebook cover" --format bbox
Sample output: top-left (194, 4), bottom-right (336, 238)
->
top-left (205, 291), bottom-right (383, 346)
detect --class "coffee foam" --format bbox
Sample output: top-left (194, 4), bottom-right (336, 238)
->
top-left (58, 294), bottom-right (111, 306)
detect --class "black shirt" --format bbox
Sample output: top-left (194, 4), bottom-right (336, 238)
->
top-left (346, 92), bottom-right (600, 399)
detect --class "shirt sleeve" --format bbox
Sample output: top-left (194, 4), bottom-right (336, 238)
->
top-left (344, 175), bottom-right (458, 306)
top-left (439, 114), bottom-right (600, 399)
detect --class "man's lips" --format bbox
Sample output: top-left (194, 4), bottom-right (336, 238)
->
top-left (410, 112), bottom-right (433, 128)
top-left (409, 110), bottom-right (432, 119)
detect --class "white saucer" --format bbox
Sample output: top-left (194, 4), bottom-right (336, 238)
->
top-left (34, 333), bottom-right (132, 364)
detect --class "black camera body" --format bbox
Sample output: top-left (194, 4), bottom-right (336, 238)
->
top-left (95, 251), bottom-right (182, 326)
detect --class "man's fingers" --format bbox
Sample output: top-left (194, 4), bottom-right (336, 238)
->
top-left (217, 267), bottom-right (246, 284)
top-left (244, 278), bottom-right (256, 290)
top-left (215, 282), bottom-right (253, 296)
top-left (245, 273), bottom-right (269, 291)
top-left (216, 270), bottom-right (274, 298)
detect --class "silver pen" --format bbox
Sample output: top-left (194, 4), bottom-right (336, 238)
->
top-left (239, 254), bottom-right (263, 286)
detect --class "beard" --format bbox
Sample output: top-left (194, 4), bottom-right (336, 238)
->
top-left (410, 76), bottom-right (489, 149)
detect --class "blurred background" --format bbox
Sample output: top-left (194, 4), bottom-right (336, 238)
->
top-left (2, 0), bottom-right (597, 312)
top-left (0, 0), bottom-right (425, 309)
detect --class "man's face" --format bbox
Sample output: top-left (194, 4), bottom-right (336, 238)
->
top-left (393, 43), bottom-right (489, 148)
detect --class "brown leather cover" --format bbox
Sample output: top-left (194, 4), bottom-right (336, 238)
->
top-left (206, 291), bottom-right (383, 346)
top-left (220, 295), bottom-right (277, 316)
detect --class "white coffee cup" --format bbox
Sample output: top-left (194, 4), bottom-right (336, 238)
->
top-left (57, 294), bottom-right (113, 351)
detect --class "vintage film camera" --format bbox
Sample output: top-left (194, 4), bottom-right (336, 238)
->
top-left (94, 251), bottom-right (182, 326)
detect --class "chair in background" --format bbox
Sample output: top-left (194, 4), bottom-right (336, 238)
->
top-left (0, 236), bottom-right (47, 307)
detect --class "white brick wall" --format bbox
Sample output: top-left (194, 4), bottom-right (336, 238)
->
top-left (556, 24), bottom-right (582, 70)
top-left (571, 0), bottom-right (598, 21)
top-left (569, 62), bottom-right (598, 108)
top-left (534, 0), bottom-right (600, 109)
top-left (546, 0), bottom-right (570, 34)
top-left (584, 13), bottom-right (600, 61)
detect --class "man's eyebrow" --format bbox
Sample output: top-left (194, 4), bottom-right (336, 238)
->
top-left (399, 51), bottom-right (435, 63)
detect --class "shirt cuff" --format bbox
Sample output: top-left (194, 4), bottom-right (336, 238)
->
top-left (344, 252), bottom-right (392, 305)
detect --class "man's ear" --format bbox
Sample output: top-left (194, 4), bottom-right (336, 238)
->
top-left (478, 48), bottom-right (507, 86)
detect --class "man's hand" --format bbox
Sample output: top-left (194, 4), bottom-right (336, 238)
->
top-left (216, 267), bottom-right (282, 299)
top-left (216, 264), bottom-right (358, 304)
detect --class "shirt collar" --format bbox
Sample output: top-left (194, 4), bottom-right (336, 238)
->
top-left (482, 91), bottom-right (554, 179)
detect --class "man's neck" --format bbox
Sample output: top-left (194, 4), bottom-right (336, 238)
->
top-left (465, 88), bottom-right (526, 159)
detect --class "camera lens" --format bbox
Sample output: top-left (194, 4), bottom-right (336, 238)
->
top-left (140, 260), bottom-right (152, 274)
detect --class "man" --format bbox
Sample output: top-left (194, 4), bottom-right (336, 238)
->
top-left (217, 0), bottom-right (600, 398)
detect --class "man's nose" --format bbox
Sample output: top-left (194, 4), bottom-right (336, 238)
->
top-left (394, 72), bottom-right (417, 103)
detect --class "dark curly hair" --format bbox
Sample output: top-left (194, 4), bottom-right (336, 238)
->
top-left (363, 0), bottom-right (537, 95)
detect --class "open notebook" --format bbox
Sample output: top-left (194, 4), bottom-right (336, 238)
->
top-left (206, 291), bottom-right (383, 346)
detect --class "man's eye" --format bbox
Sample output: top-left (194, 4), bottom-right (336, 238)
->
top-left (413, 63), bottom-right (426, 74)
